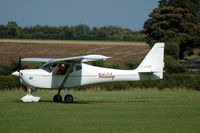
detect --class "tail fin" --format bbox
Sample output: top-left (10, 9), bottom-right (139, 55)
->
top-left (136, 43), bottom-right (165, 79)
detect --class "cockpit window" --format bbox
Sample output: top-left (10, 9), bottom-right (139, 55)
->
top-left (40, 62), bottom-right (56, 72)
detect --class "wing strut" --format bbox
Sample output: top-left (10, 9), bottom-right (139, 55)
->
top-left (59, 62), bottom-right (76, 89)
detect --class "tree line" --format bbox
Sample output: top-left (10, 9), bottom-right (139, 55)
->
top-left (0, 22), bottom-right (145, 42)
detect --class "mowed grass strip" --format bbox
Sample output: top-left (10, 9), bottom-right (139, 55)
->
top-left (0, 90), bottom-right (200, 133)
top-left (0, 39), bottom-right (146, 46)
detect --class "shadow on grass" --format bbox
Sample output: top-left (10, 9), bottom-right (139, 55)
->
top-left (22, 99), bottom-right (90, 104)
top-left (10, 99), bottom-right (151, 104)
top-left (10, 100), bottom-right (89, 104)
top-left (126, 100), bottom-right (152, 103)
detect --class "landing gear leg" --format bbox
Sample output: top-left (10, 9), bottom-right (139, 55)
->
top-left (64, 88), bottom-right (73, 103)
top-left (53, 88), bottom-right (62, 102)
top-left (27, 87), bottom-right (32, 95)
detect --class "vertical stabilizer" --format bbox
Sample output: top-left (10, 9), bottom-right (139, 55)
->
top-left (136, 43), bottom-right (165, 79)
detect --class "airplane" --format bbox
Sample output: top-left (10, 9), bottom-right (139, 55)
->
top-left (12, 43), bottom-right (165, 103)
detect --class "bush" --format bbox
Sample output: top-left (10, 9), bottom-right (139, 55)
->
top-left (164, 56), bottom-right (185, 73)
top-left (0, 59), bottom-right (27, 76)
top-left (128, 73), bottom-right (200, 90)
top-left (0, 76), bottom-right (20, 90)
top-left (124, 58), bottom-right (143, 70)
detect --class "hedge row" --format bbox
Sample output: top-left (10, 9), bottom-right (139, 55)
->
top-left (78, 74), bottom-right (200, 90)
top-left (1, 74), bottom-right (200, 90)
top-left (0, 76), bottom-right (20, 90)
top-left (129, 74), bottom-right (200, 90)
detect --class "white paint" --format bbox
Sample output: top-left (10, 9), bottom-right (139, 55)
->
top-left (21, 94), bottom-right (40, 102)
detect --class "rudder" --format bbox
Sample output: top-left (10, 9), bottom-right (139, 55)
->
top-left (136, 43), bottom-right (165, 79)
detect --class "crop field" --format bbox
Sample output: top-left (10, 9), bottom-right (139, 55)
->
top-left (0, 90), bottom-right (200, 133)
top-left (0, 39), bottom-right (148, 65)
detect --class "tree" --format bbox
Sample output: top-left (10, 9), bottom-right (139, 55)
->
top-left (159, 0), bottom-right (200, 16)
top-left (6, 21), bottom-right (19, 38)
top-left (73, 24), bottom-right (90, 40)
top-left (0, 25), bottom-right (7, 38)
top-left (143, 6), bottom-right (197, 59)
top-left (165, 42), bottom-right (179, 59)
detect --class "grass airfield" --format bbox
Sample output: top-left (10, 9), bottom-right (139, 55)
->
top-left (0, 90), bottom-right (200, 133)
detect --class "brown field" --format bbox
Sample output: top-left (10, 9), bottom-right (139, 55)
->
top-left (0, 39), bottom-right (148, 65)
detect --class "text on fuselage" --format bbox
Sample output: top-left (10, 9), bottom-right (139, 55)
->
top-left (98, 73), bottom-right (115, 80)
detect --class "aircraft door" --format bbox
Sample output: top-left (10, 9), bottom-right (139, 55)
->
top-left (51, 63), bottom-right (74, 88)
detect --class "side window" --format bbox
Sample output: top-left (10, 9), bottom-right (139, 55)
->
top-left (75, 65), bottom-right (82, 71)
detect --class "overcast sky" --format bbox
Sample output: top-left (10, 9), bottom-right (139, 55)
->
top-left (0, 0), bottom-right (159, 30)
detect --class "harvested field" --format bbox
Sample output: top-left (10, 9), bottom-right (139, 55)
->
top-left (0, 40), bottom-right (148, 65)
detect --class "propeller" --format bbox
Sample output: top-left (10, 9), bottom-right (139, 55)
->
top-left (17, 57), bottom-right (31, 93)
top-left (17, 56), bottom-right (22, 90)
top-left (18, 56), bottom-right (21, 73)
top-left (12, 56), bottom-right (26, 91)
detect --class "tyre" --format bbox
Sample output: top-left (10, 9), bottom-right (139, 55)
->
top-left (53, 94), bottom-right (62, 102)
top-left (64, 94), bottom-right (73, 103)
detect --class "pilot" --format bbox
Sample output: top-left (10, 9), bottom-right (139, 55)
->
top-left (57, 64), bottom-right (67, 75)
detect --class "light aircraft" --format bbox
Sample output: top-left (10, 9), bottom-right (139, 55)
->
top-left (12, 43), bottom-right (164, 103)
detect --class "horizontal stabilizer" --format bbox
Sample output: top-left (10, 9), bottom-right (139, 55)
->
top-left (138, 68), bottom-right (164, 73)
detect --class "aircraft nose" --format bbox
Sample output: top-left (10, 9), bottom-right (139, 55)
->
top-left (12, 71), bottom-right (19, 77)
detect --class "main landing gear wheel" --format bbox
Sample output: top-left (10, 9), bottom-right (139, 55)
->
top-left (64, 94), bottom-right (73, 103)
top-left (53, 94), bottom-right (62, 102)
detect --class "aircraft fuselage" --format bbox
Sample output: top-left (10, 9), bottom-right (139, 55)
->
top-left (15, 63), bottom-right (161, 89)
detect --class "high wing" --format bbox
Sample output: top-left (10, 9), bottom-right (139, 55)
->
top-left (21, 54), bottom-right (111, 63)
top-left (21, 58), bottom-right (53, 62)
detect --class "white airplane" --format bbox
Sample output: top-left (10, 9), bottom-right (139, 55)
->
top-left (12, 43), bottom-right (164, 103)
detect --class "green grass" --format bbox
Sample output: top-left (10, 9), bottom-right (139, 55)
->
top-left (185, 55), bottom-right (200, 60)
top-left (0, 90), bottom-right (200, 133)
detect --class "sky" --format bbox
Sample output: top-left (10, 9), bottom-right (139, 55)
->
top-left (0, 0), bottom-right (159, 30)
